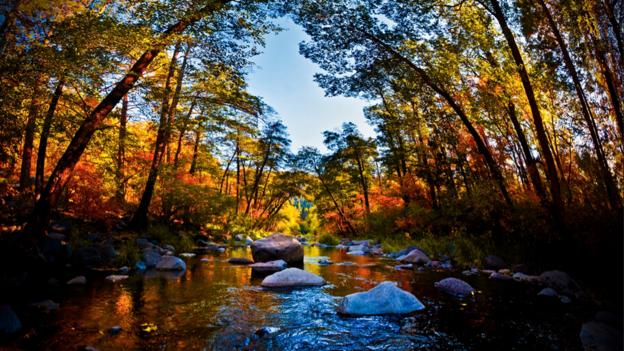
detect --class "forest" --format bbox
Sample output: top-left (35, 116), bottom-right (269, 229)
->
top-left (0, 0), bottom-right (622, 350)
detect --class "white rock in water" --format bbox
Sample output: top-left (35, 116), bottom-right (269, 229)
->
top-left (105, 275), bottom-right (129, 283)
top-left (250, 259), bottom-right (287, 272)
top-left (261, 268), bottom-right (324, 287)
top-left (67, 276), bottom-right (87, 285)
top-left (156, 256), bottom-right (186, 271)
top-left (338, 282), bottom-right (425, 315)
top-left (434, 277), bottom-right (475, 297)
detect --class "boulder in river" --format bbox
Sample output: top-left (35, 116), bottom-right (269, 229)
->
top-left (537, 287), bottom-right (558, 297)
top-left (489, 272), bottom-right (513, 280)
top-left (434, 277), bottom-right (475, 297)
top-left (250, 259), bottom-right (287, 272)
top-left (348, 245), bottom-right (369, 254)
top-left (229, 257), bottom-right (254, 265)
top-left (512, 272), bottom-right (541, 284)
top-left (67, 276), bottom-right (87, 285)
top-left (0, 305), bottom-right (21, 334)
top-left (337, 282), bottom-right (425, 316)
top-left (156, 256), bottom-right (186, 271)
top-left (251, 233), bottom-right (303, 265)
top-left (539, 270), bottom-right (581, 295)
top-left (261, 268), bottom-right (324, 288)
top-left (483, 255), bottom-right (507, 270)
top-left (396, 249), bottom-right (430, 265)
top-left (580, 321), bottom-right (623, 351)
top-left (143, 249), bottom-right (162, 268)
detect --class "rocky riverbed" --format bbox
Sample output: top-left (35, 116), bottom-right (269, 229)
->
top-left (0, 243), bottom-right (621, 350)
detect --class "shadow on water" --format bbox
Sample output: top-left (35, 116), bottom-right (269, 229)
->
top-left (23, 246), bottom-right (589, 350)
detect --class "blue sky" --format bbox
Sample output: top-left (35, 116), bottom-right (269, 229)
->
top-left (246, 18), bottom-right (375, 152)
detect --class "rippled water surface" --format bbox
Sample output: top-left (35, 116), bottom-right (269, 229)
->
top-left (28, 247), bottom-right (589, 350)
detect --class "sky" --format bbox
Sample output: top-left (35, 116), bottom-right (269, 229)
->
top-left (246, 18), bottom-right (375, 152)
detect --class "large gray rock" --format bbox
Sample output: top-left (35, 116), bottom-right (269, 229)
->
top-left (250, 260), bottom-right (287, 272)
top-left (396, 249), bottom-right (430, 265)
top-left (143, 249), bottom-right (162, 268)
top-left (338, 282), bottom-right (425, 315)
top-left (580, 321), bottom-right (623, 351)
top-left (539, 270), bottom-right (582, 295)
top-left (348, 245), bottom-right (369, 254)
top-left (434, 277), bottom-right (475, 297)
top-left (0, 305), bottom-right (21, 334)
top-left (67, 276), bottom-right (87, 285)
top-left (483, 255), bottom-right (507, 270)
top-left (261, 268), bottom-right (324, 287)
top-left (156, 256), bottom-right (186, 271)
top-left (251, 233), bottom-right (303, 265)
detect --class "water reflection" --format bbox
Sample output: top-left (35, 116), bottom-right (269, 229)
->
top-left (26, 246), bottom-right (587, 350)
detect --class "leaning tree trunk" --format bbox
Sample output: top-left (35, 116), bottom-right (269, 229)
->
top-left (537, 0), bottom-right (621, 210)
top-left (26, 1), bottom-right (230, 237)
top-left (361, 30), bottom-right (513, 207)
top-left (489, 0), bottom-right (564, 229)
top-left (165, 42), bottom-right (191, 163)
top-left (35, 77), bottom-right (64, 195)
top-left (130, 42), bottom-right (182, 230)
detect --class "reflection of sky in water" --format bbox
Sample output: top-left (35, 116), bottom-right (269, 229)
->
top-left (34, 246), bottom-right (587, 350)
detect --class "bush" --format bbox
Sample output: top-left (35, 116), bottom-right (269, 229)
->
top-left (318, 233), bottom-right (339, 246)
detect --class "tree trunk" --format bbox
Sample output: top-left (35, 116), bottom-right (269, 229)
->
top-left (317, 170), bottom-right (358, 236)
top-left (165, 42), bottom-right (192, 163)
top-left (19, 75), bottom-right (43, 193)
top-left (489, 0), bottom-right (563, 226)
top-left (173, 100), bottom-right (196, 170)
top-left (537, 0), bottom-right (621, 210)
top-left (35, 77), bottom-right (64, 195)
top-left (506, 102), bottom-right (547, 203)
top-left (116, 94), bottom-right (128, 203)
top-left (26, 1), bottom-right (230, 236)
top-left (189, 126), bottom-right (202, 175)
top-left (361, 30), bottom-right (513, 207)
top-left (131, 42), bottom-right (182, 230)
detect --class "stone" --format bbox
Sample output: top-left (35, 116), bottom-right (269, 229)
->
top-left (261, 268), bottom-right (324, 287)
top-left (251, 233), bottom-right (303, 265)
top-left (135, 261), bottom-right (147, 271)
top-left (539, 270), bottom-right (582, 295)
top-left (250, 259), bottom-right (287, 272)
top-left (180, 253), bottom-right (196, 258)
top-left (0, 305), bottom-right (21, 334)
top-left (119, 266), bottom-right (130, 274)
top-left (560, 295), bottom-right (572, 304)
top-left (67, 276), bottom-right (87, 285)
top-left (351, 240), bottom-right (370, 247)
top-left (109, 325), bottom-right (123, 335)
top-left (255, 326), bottom-right (280, 337)
top-left (335, 244), bottom-right (348, 250)
top-left (348, 245), bottom-right (369, 254)
top-left (512, 272), bottom-right (541, 284)
top-left (538, 287), bottom-right (558, 297)
top-left (200, 258), bottom-right (210, 262)
top-left (489, 272), bottom-right (513, 280)
top-left (143, 249), bottom-right (162, 268)
top-left (498, 268), bottom-right (511, 274)
top-left (347, 250), bottom-right (366, 256)
top-left (338, 282), bottom-right (425, 315)
top-left (370, 246), bottom-right (384, 255)
top-left (396, 249), bottom-right (431, 265)
top-left (163, 244), bottom-right (176, 252)
top-left (395, 264), bottom-right (413, 270)
top-left (105, 275), bottom-right (129, 283)
top-left (483, 255), bottom-right (507, 270)
top-left (580, 321), bottom-right (623, 351)
top-left (156, 256), bottom-right (186, 271)
top-left (318, 258), bottom-right (333, 265)
top-left (228, 257), bottom-right (253, 265)
top-left (434, 277), bottom-right (475, 297)
top-left (30, 300), bottom-right (59, 313)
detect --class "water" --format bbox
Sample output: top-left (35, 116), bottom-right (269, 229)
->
top-left (22, 247), bottom-right (588, 350)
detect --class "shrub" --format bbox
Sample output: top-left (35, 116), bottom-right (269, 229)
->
top-left (318, 233), bottom-right (339, 246)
